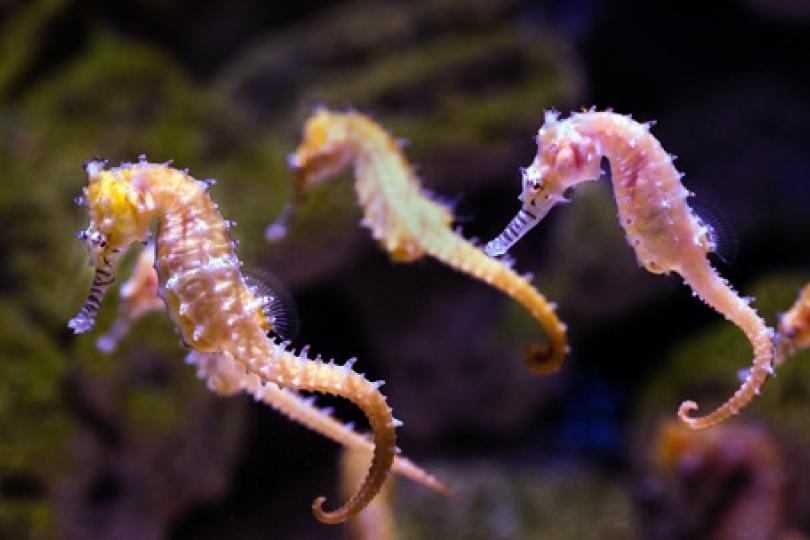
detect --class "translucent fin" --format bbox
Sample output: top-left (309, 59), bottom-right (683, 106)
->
top-left (691, 199), bottom-right (739, 266)
top-left (243, 269), bottom-right (300, 340)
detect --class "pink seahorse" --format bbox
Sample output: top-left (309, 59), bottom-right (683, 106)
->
top-left (485, 110), bottom-right (775, 430)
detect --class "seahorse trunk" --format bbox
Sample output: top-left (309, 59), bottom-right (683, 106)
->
top-left (422, 228), bottom-right (568, 374)
top-left (677, 254), bottom-right (773, 429)
top-left (236, 337), bottom-right (397, 524)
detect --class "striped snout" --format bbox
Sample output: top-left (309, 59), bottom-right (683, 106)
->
top-left (68, 265), bottom-right (115, 334)
top-left (484, 205), bottom-right (544, 257)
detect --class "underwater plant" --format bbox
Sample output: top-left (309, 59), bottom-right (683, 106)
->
top-left (268, 107), bottom-right (569, 374)
top-left (485, 109), bottom-right (774, 429)
top-left (94, 245), bottom-right (450, 496)
top-left (68, 158), bottom-right (401, 524)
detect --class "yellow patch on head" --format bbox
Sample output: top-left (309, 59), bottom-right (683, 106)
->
top-left (84, 163), bottom-right (150, 251)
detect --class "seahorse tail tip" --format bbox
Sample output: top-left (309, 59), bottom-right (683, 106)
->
top-left (677, 399), bottom-right (728, 430)
top-left (312, 496), bottom-right (351, 525)
top-left (677, 400), bottom-right (701, 426)
top-left (523, 342), bottom-right (565, 375)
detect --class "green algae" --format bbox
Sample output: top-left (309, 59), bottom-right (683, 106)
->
top-left (217, 0), bottom-right (583, 180)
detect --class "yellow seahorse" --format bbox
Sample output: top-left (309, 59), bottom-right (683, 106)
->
top-left (484, 109), bottom-right (775, 430)
top-left (95, 246), bottom-right (451, 497)
top-left (268, 108), bottom-right (568, 374)
top-left (776, 283), bottom-right (810, 366)
top-left (69, 158), bottom-right (398, 523)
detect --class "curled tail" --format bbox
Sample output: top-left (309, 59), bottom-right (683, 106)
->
top-left (677, 257), bottom-right (775, 429)
top-left (422, 228), bottom-right (568, 374)
top-left (189, 349), bottom-right (452, 498)
top-left (244, 339), bottom-right (398, 524)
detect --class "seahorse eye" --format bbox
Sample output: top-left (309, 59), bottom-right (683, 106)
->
top-left (90, 231), bottom-right (107, 248)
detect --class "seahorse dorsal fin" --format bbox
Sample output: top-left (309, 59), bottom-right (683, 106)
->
top-left (243, 269), bottom-right (300, 340)
top-left (690, 198), bottom-right (739, 266)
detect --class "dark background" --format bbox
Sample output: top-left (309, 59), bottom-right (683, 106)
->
top-left (1, 1), bottom-right (809, 538)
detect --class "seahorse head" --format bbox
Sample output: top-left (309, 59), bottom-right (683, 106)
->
top-left (521, 111), bottom-right (602, 213)
top-left (485, 111), bottom-right (601, 257)
top-left (77, 160), bottom-right (153, 267)
top-left (287, 108), bottom-right (354, 187)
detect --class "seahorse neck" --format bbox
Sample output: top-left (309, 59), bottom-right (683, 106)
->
top-left (345, 116), bottom-right (418, 206)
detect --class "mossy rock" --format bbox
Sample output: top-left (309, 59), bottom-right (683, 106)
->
top-left (395, 461), bottom-right (636, 540)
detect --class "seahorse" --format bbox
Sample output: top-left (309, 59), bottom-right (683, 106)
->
top-left (95, 246), bottom-right (450, 497)
top-left (484, 109), bottom-right (775, 429)
top-left (268, 108), bottom-right (568, 374)
top-left (68, 158), bottom-right (398, 523)
top-left (775, 283), bottom-right (810, 366)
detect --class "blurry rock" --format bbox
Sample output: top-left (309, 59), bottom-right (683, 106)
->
top-left (351, 260), bottom-right (566, 442)
top-left (395, 460), bottom-right (635, 540)
top-left (54, 316), bottom-right (245, 540)
top-left (635, 420), bottom-right (790, 540)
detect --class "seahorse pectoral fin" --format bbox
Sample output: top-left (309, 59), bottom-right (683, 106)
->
top-left (484, 203), bottom-right (550, 257)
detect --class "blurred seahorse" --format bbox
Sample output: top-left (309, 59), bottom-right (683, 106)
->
top-left (95, 247), bottom-right (450, 497)
top-left (484, 109), bottom-right (775, 430)
top-left (267, 108), bottom-right (568, 374)
top-left (775, 283), bottom-right (810, 366)
top-left (68, 158), bottom-right (398, 523)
